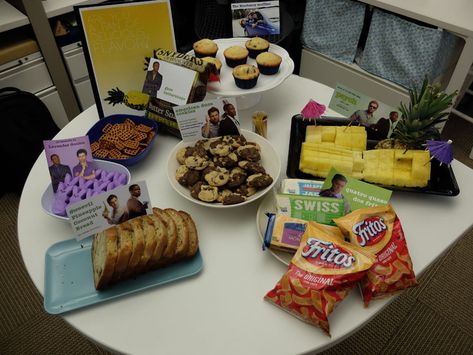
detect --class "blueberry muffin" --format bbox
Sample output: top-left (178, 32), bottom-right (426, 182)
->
top-left (223, 46), bottom-right (249, 68)
top-left (232, 64), bottom-right (260, 89)
top-left (193, 38), bottom-right (218, 58)
top-left (256, 52), bottom-right (282, 75)
top-left (202, 56), bottom-right (222, 81)
top-left (245, 37), bottom-right (270, 59)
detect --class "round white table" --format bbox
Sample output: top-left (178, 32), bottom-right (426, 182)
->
top-left (18, 75), bottom-right (473, 355)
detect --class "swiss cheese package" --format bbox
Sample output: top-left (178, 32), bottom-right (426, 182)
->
top-left (264, 222), bottom-right (375, 335)
top-left (334, 204), bottom-right (417, 306)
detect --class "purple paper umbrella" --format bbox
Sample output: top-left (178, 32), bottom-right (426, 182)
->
top-left (301, 99), bottom-right (326, 120)
top-left (426, 139), bottom-right (453, 165)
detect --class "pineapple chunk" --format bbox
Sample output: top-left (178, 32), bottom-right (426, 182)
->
top-left (321, 126), bottom-right (336, 142)
top-left (305, 126), bottom-right (322, 143)
top-left (363, 149), bottom-right (431, 187)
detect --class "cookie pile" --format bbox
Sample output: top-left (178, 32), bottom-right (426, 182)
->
top-left (91, 118), bottom-right (155, 160)
top-left (175, 135), bottom-right (273, 205)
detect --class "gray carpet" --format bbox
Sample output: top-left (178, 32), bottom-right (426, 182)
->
top-left (1, 114), bottom-right (472, 355)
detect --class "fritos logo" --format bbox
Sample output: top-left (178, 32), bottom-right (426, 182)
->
top-left (301, 238), bottom-right (355, 268)
top-left (352, 217), bottom-right (387, 247)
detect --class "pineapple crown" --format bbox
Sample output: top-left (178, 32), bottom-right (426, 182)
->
top-left (393, 77), bottom-right (457, 149)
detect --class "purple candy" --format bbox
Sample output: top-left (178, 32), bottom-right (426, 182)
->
top-left (78, 188), bottom-right (88, 199)
top-left (64, 173), bottom-right (71, 184)
top-left (106, 182), bottom-right (116, 191)
top-left (57, 182), bottom-right (65, 191)
top-left (95, 169), bottom-right (103, 179)
top-left (72, 185), bottom-right (79, 196)
top-left (64, 185), bottom-right (74, 197)
top-left (78, 177), bottom-right (86, 188)
top-left (52, 198), bottom-right (67, 216)
top-left (84, 180), bottom-right (94, 189)
top-left (86, 189), bottom-right (93, 199)
top-left (69, 176), bottom-right (80, 187)
top-left (98, 181), bottom-right (109, 192)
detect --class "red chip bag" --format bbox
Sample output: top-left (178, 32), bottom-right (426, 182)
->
top-left (334, 204), bottom-right (417, 306)
top-left (264, 222), bottom-right (375, 335)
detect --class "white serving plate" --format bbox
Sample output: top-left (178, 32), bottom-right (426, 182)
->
top-left (167, 129), bottom-right (281, 208)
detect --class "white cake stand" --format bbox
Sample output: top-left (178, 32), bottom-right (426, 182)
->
top-left (193, 38), bottom-right (295, 109)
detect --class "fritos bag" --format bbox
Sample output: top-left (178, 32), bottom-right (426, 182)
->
top-left (334, 204), bottom-right (417, 306)
top-left (264, 222), bottom-right (375, 335)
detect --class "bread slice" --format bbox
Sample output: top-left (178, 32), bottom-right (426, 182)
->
top-left (153, 207), bottom-right (178, 261)
top-left (145, 214), bottom-right (168, 270)
top-left (164, 208), bottom-right (189, 260)
top-left (92, 227), bottom-right (118, 290)
top-left (136, 215), bottom-right (157, 273)
top-left (178, 211), bottom-right (199, 257)
top-left (111, 222), bottom-right (133, 283)
top-left (122, 217), bottom-right (145, 279)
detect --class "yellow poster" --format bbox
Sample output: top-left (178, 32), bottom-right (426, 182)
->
top-left (76, 0), bottom-right (176, 117)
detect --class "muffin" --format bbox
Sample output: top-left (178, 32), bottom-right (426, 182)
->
top-left (223, 46), bottom-right (249, 68)
top-left (202, 56), bottom-right (222, 81)
top-left (256, 52), bottom-right (282, 75)
top-left (193, 38), bottom-right (218, 58)
top-left (232, 64), bottom-right (260, 89)
top-left (245, 37), bottom-right (270, 59)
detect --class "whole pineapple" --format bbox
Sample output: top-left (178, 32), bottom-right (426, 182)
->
top-left (105, 87), bottom-right (149, 111)
top-left (376, 78), bottom-right (457, 150)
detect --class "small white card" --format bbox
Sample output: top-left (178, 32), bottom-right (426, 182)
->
top-left (173, 97), bottom-right (240, 141)
top-left (67, 180), bottom-right (152, 240)
top-left (145, 57), bottom-right (195, 105)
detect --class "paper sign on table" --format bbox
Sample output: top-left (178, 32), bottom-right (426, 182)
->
top-left (173, 97), bottom-right (240, 141)
top-left (43, 136), bottom-right (93, 193)
top-left (328, 83), bottom-right (400, 138)
top-left (67, 180), bottom-right (152, 240)
top-left (320, 168), bottom-right (392, 213)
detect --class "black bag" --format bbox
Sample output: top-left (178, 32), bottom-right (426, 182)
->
top-left (1, 87), bottom-right (60, 194)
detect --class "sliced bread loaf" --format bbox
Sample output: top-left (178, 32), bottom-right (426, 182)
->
top-left (179, 211), bottom-right (199, 257)
top-left (145, 214), bottom-right (168, 270)
top-left (136, 215), bottom-right (157, 273)
top-left (164, 208), bottom-right (189, 260)
top-left (111, 222), bottom-right (133, 283)
top-left (153, 207), bottom-right (178, 262)
top-left (122, 218), bottom-right (145, 279)
top-left (92, 227), bottom-right (118, 290)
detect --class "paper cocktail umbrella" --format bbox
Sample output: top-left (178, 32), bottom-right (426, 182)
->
top-left (426, 139), bottom-right (453, 165)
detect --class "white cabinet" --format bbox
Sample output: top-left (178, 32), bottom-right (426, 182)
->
top-left (0, 50), bottom-right (69, 128)
top-left (61, 42), bottom-right (94, 111)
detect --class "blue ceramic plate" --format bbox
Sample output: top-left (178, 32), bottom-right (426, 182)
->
top-left (86, 114), bottom-right (158, 166)
top-left (44, 237), bottom-right (203, 314)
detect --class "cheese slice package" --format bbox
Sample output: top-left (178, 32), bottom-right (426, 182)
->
top-left (264, 222), bottom-right (376, 335)
top-left (263, 213), bottom-right (345, 254)
top-left (334, 204), bottom-right (417, 306)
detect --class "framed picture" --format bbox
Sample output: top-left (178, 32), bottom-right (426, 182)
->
top-left (75, 0), bottom-right (176, 118)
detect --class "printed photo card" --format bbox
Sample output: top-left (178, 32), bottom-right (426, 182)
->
top-left (173, 97), bottom-right (240, 141)
top-left (67, 180), bottom-right (152, 240)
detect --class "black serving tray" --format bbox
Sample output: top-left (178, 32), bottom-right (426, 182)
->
top-left (286, 115), bottom-right (460, 196)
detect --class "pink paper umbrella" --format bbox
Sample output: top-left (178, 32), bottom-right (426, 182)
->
top-left (301, 99), bottom-right (326, 120)
top-left (426, 139), bottom-right (453, 165)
